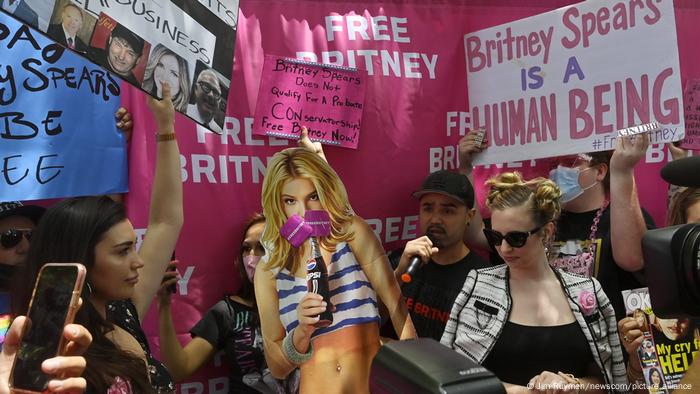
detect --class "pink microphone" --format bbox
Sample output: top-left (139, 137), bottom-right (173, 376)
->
top-left (305, 210), bottom-right (332, 237)
top-left (280, 214), bottom-right (313, 248)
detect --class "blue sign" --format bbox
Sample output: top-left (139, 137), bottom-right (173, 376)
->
top-left (0, 13), bottom-right (126, 201)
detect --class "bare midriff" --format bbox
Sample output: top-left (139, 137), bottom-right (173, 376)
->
top-left (298, 322), bottom-right (380, 394)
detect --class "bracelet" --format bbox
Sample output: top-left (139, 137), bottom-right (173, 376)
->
top-left (282, 328), bottom-right (313, 365)
top-left (155, 132), bottom-right (176, 142)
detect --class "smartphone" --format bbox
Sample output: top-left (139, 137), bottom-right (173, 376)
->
top-left (9, 263), bottom-right (86, 394)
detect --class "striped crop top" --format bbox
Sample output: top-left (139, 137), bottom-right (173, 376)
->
top-left (275, 242), bottom-right (380, 338)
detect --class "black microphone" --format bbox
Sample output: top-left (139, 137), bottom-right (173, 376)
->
top-left (661, 155), bottom-right (700, 187)
top-left (401, 233), bottom-right (438, 284)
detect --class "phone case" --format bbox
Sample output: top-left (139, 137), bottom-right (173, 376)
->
top-left (9, 263), bottom-right (86, 394)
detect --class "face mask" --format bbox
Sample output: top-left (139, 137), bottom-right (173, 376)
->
top-left (243, 255), bottom-right (261, 282)
top-left (549, 165), bottom-right (595, 203)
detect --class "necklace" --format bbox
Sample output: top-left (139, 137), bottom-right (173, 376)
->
top-left (588, 199), bottom-right (609, 243)
top-left (549, 200), bottom-right (608, 277)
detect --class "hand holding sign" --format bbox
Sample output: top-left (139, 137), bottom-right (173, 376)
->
top-left (147, 82), bottom-right (176, 132)
top-left (298, 126), bottom-right (327, 163)
top-left (610, 133), bottom-right (650, 175)
top-left (115, 107), bottom-right (133, 141)
top-left (458, 129), bottom-right (488, 174)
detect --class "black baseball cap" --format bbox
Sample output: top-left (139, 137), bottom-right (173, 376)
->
top-left (111, 23), bottom-right (144, 55)
top-left (412, 170), bottom-right (475, 208)
top-left (0, 201), bottom-right (45, 224)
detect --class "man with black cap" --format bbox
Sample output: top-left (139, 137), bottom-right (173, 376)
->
top-left (387, 170), bottom-right (489, 340)
top-left (89, 23), bottom-right (145, 85)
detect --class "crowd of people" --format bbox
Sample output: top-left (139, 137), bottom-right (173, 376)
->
top-left (0, 16), bottom-right (696, 389)
top-left (1, 114), bottom-right (698, 393)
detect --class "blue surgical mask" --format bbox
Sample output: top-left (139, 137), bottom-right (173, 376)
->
top-left (549, 165), bottom-right (595, 203)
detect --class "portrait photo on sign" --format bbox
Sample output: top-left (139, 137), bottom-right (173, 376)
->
top-left (87, 13), bottom-right (151, 86)
top-left (0, 0), bottom-right (52, 31)
top-left (187, 61), bottom-right (229, 134)
top-left (46, 0), bottom-right (96, 54)
top-left (142, 44), bottom-right (193, 113)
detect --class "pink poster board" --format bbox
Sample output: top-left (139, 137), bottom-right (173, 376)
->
top-left (681, 79), bottom-right (700, 150)
top-left (252, 55), bottom-right (366, 149)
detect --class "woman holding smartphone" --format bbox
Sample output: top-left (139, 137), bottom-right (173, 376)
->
top-left (157, 214), bottom-right (298, 393)
top-left (14, 83), bottom-right (182, 393)
top-left (256, 148), bottom-right (416, 393)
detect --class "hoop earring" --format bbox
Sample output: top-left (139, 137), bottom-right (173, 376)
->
top-left (86, 282), bottom-right (93, 295)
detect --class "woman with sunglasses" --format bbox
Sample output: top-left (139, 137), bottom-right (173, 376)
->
top-left (441, 172), bottom-right (627, 394)
top-left (458, 131), bottom-right (653, 322)
top-left (157, 213), bottom-right (299, 393)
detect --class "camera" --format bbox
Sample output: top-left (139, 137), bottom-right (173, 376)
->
top-left (643, 155), bottom-right (700, 318)
top-left (642, 221), bottom-right (700, 318)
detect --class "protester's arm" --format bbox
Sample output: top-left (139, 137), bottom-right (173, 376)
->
top-left (458, 133), bottom-right (489, 250)
top-left (609, 133), bottom-right (649, 271)
top-left (133, 82), bottom-right (184, 320)
top-left (156, 268), bottom-right (215, 382)
top-left (298, 126), bottom-right (327, 163)
top-left (0, 317), bottom-right (92, 393)
top-left (254, 262), bottom-right (321, 379)
top-left (351, 216), bottom-right (416, 340)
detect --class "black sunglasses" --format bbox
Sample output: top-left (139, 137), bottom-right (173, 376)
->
top-left (1, 229), bottom-right (33, 249)
top-left (483, 226), bottom-right (542, 248)
top-left (197, 81), bottom-right (221, 99)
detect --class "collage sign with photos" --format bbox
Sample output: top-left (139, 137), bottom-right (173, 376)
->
top-left (0, 0), bottom-right (238, 134)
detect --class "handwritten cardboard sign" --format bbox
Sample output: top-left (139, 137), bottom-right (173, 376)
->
top-left (252, 55), bottom-right (366, 149)
top-left (681, 79), bottom-right (700, 150)
top-left (0, 13), bottom-right (126, 201)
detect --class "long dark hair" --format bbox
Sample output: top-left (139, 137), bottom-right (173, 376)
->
top-left (14, 196), bottom-right (154, 393)
top-left (236, 213), bottom-right (265, 304)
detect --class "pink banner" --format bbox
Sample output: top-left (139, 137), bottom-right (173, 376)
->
top-left (252, 55), bottom-right (366, 148)
top-left (119, 0), bottom-right (700, 391)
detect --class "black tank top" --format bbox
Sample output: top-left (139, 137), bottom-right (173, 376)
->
top-left (482, 320), bottom-right (595, 386)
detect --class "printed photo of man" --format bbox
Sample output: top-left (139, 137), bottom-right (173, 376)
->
top-left (47, 2), bottom-right (88, 53)
top-left (187, 64), bottom-right (225, 134)
top-left (1, 0), bottom-right (38, 29)
top-left (89, 21), bottom-right (147, 85)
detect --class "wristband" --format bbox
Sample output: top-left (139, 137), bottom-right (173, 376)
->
top-left (156, 132), bottom-right (176, 142)
top-left (283, 328), bottom-right (313, 365)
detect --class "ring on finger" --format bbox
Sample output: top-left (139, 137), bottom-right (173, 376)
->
top-left (623, 334), bottom-right (630, 343)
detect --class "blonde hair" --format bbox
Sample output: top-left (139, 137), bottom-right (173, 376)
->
top-left (261, 148), bottom-right (354, 273)
top-left (485, 172), bottom-right (562, 226)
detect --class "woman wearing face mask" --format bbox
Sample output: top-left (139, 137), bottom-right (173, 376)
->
top-left (441, 172), bottom-right (627, 394)
top-left (157, 214), bottom-right (298, 393)
top-left (458, 132), bottom-right (654, 321)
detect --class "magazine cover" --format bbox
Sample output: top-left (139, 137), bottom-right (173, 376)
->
top-left (623, 287), bottom-right (700, 392)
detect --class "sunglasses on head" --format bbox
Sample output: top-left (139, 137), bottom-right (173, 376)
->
top-left (483, 225), bottom-right (542, 248)
top-left (1, 228), bottom-right (33, 249)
